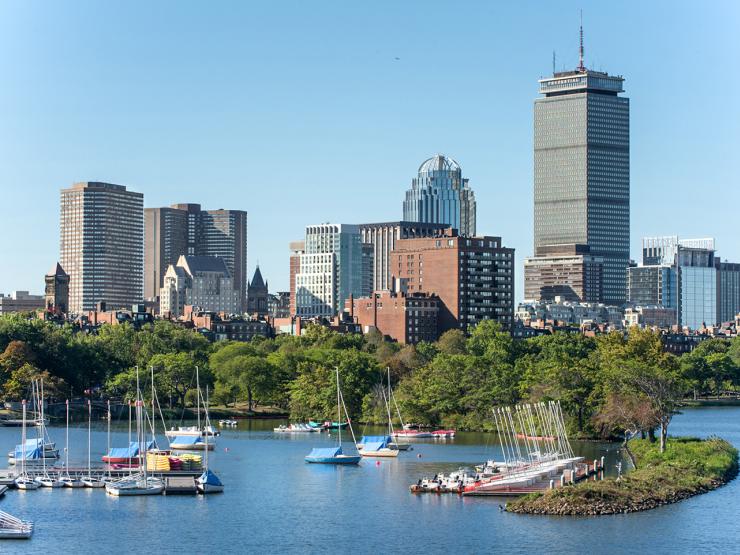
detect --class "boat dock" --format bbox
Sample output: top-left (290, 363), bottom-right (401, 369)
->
top-left (163, 476), bottom-right (198, 495)
top-left (0, 467), bottom-right (203, 487)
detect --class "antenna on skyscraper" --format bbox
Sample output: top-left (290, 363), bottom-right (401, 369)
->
top-left (578, 10), bottom-right (585, 72)
top-left (552, 50), bottom-right (556, 75)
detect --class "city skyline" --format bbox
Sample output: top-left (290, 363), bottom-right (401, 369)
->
top-left (1, 2), bottom-right (738, 301)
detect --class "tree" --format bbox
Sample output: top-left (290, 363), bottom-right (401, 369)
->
top-left (4, 363), bottom-right (67, 401)
top-left (593, 391), bottom-right (657, 466)
top-left (437, 330), bottom-right (467, 355)
top-left (149, 352), bottom-right (200, 408)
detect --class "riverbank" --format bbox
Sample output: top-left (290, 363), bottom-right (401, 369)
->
top-left (506, 436), bottom-right (738, 516)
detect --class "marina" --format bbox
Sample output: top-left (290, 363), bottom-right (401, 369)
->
top-left (0, 407), bottom-right (736, 552)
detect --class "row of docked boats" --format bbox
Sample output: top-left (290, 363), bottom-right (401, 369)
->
top-left (410, 401), bottom-right (584, 496)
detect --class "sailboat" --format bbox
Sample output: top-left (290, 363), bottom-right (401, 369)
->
top-left (34, 380), bottom-right (64, 488)
top-left (8, 381), bottom-right (58, 463)
top-left (360, 369), bottom-right (399, 458)
top-left (197, 386), bottom-right (224, 494)
top-left (81, 400), bottom-right (105, 488)
top-left (170, 367), bottom-right (215, 451)
top-left (14, 400), bottom-right (39, 490)
top-left (105, 367), bottom-right (164, 496)
top-left (305, 368), bottom-right (361, 465)
top-left (60, 400), bottom-right (84, 487)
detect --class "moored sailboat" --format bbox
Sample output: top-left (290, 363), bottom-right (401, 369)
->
top-left (14, 400), bottom-right (39, 491)
top-left (196, 386), bottom-right (224, 494)
top-left (60, 400), bottom-right (84, 488)
top-left (81, 400), bottom-right (105, 488)
top-left (305, 368), bottom-right (361, 465)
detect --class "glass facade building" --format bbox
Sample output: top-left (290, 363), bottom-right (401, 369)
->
top-left (533, 69), bottom-right (629, 305)
top-left (403, 155), bottom-right (476, 237)
top-left (295, 224), bottom-right (370, 317)
top-left (718, 262), bottom-right (740, 323)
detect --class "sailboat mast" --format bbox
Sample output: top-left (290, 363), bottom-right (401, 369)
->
top-left (107, 399), bottom-right (111, 479)
top-left (20, 400), bottom-right (26, 478)
top-left (87, 400), bottom-right (92, 478)
top-left (65, 399), bottom-right (70, 473)
top-left (136, 366), bottom-right (147, 482)
top-left (196, 365), bottom-right (201, 431)
top-left (151, 366), bottom-right (156, 446)
top-left (386, 367), bottom-right (393, 437)
top-left (40, 379), bottom-right (46, 476)
top-left (336, 367), bottom-right (341, 445)
top-left (204, 386), bottom-right (209, 471)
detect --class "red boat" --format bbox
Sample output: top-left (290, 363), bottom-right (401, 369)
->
top-left (432, 430), bottom-right (456, 438)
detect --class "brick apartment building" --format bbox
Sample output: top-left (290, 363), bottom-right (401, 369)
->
top-left (345, 290), bottom-right (439, 344)
top-left (390, 229), bottom-right (515, 333)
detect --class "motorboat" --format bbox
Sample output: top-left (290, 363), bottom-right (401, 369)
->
top-left (165, 425), bottom-right (219, 437)
top-left (432, 430), bottom-right (456, 439)
top-left (392, 430), bottom-right (432, 439)
top-left (170, 435), bottom-right (214, 451)
top-left (219, 419), bottom-right (238, 426)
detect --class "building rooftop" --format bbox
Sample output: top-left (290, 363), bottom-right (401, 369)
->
top-left (178, 255), bottom-right (230, 276)
top-left (418, 154), bottom-right (461, 174)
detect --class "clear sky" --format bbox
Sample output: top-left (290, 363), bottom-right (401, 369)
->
top-left (0, 0), bottom-right (738, 301)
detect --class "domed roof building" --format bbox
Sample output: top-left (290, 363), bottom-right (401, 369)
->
top-left (403, 154), bottom-right (476, 236)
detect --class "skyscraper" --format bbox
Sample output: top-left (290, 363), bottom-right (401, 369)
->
top-left (403, 154), bottom-right (476, 236)
top-left (60, 182), bottom-right (144, 313)
top-left (144, 204), bottom-right (248, 308)
top-left (294, 224), bottom-right (370, 317)
top-left (530, 28), bottom-right (630, 305)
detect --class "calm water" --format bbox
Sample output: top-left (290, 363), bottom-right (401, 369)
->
top-left (0, 407), bottom-right (738, 554)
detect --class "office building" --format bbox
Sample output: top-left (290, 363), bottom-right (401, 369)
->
top-left (532, 30), bottom-right (629, 304)
top-left (402, 154), bottom-right (476, 236)
top-left (60, 182), bottom-right (144, 313)
top-left (267, 292), bottom-right (291, 319)
top-left (44, 262), bottom-right (70, 315)
top-left (718, 261), bottom-right (740, 324)
top-left (294, 224), bottom-right (370, 318)
top-left (391, 229), bottom-right (515, 332)
top-left (359, 221), bottom-right (448, 292)
top-left (523, 244), bottom-right (603, 302)
top-left (144, 204), bottom-right (248, 308)
top-left (346, 291), bottom-right (440, 344)
top-left (159, 255), bottom-right (241, 318)
top-left (628, 265), bottom-right (677, 309)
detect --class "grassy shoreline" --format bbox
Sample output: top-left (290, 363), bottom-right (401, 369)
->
top-left (506, 437), bottom-right (738, 516)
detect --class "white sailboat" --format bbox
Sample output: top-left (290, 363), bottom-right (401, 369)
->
top-left (81, 400), bottom-right (105, 488)
top-left (197, 386), bottom-right (224, 494)
top-left (14, 400), bottom-right (39, 491)
top-left (60, 400), bottom-right (84, 488)
top-left (165, 366), bottom-right (219, 438)
top-left (105, 367), bottom-right (164, 496)
top-left (34, 380), bottom-right (64, 488)
top-left (170, 367), bottom-right (216, 451)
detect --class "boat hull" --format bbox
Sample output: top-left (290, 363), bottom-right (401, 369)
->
top-left (82, 478), bottom-right (106, 488)
top-left (170, 443), bottom-right (214, 451)
top-left (361, 449), bottom-right (399, 458)
top-left (197, 483), bottom-right (224, 494)
top-left (106, 485), bottom-right (164, 496)
top-left (14, 479), bottom-right (39, 490)
top-left (305, 455), bottom-right (361, 465)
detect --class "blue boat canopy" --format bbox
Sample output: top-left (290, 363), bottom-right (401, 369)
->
top-left (199, 469), bottom-right (223, 486)
top-left (106, 440), bottom-right (155, 458)
top-left (306, 447), bottom-right (342, 459)
top-left (14, 444), bottom-right (42, 460)
top-left (171, 435), bottom-right (202, 445)
top-left (360, 435), bottom-right (391, 446)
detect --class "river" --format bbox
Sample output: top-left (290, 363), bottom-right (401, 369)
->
top-left (0, 406), bottom-right (737, 554)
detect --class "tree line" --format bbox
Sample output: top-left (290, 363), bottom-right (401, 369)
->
top-left (1, 313), bottom-right (739, 447)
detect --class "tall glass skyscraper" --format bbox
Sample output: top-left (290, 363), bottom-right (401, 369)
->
top-left (533, 47), bottom-right (630, 305)
top-left (403, 154), bottom-right (476, 237)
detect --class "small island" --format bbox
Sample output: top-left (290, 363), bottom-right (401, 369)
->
top-left (506, 436), bottom-right (738, 516)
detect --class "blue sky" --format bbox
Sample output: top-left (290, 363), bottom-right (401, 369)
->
top-left (0, 0), bottom-right (738, 301)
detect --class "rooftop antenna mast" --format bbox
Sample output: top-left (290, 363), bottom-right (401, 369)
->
top-left (552, 50), bottom-right (556, 75)
top-left (578, 10), bottom-right (585, 72)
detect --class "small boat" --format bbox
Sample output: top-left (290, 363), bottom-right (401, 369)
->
top-left (324, 421), bottom-right (349, 430)
top-left (105, 476), bottom-right (164, 496)
top-left (432, 429), bottom-right (456, 438)
top-left (197, 469), bottom-right (224, 494)
top-left (0, 418), bottom-right (46, 427)
top-left (0, 509), bottom-right (33, 539)
top-left (14, 477), bottom-right (39, 491)
top-left (358, 436), bottom-right (399, 458)
top-left (392, 430), bottom-right (432, 439)
top-left (515, 433), bottom-right (555, 441)
top-left (13, 400), bottom-right (39, 491)
top-left (165, 425), bottom-right (220, 438)
top-left (35, 474), bottom-right (64, 488)
top-left (81, 476), bottom-right (106, 488)
top-left (274, 423), bottom-right (319, 433)
top-left (102, 440), bottom-right (155, 464)
top-left (61, 475), bottom-right (85, 488)
top-left (305, 446), bottom-right (361, 465)
top-left (170, 435), bottom-right (214, 451)
top-left (305, 368), bottom-right (361, 465)
top-left (219, 419), bottom-right (238, 426)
